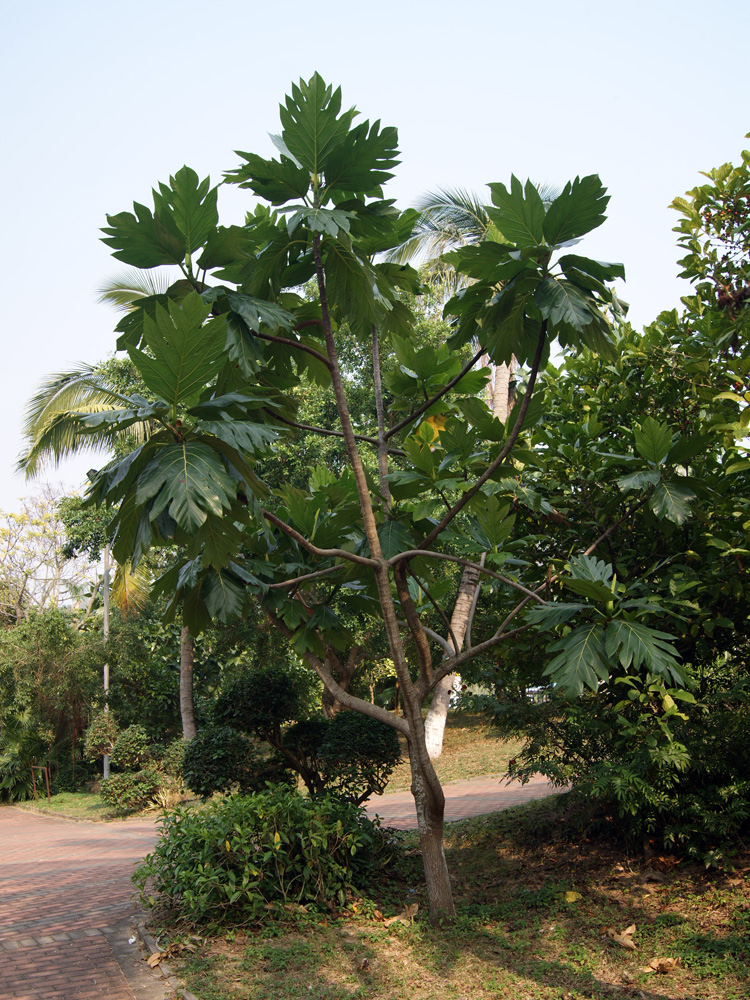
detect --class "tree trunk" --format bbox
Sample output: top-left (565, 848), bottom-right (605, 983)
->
top-left (405, 715), bottom-right (456, 923)
top-left (424, 561), bottom-right (483, 758)
top-left (492, 362), bottom-right (512, 423)
top-left (179, 626), bottom-right (197, 740)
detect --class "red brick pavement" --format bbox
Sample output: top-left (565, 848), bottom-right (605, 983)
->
top-left (0, 808), bottom-right (163, 1000)
top-left (367, 772), bottom-right (566, 829)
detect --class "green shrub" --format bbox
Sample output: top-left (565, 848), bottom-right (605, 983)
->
top-left (215, 664), bottom-right (303, 736)
top-left (318, 713), bottom-right (402, 804)
top-left (101, 764), bottom-right (162, 815)
top-left (181, 726), bottom-right (293, 800)
top-left (82, 711), bottom-right (117, 763)
top-left (152, 737), bottom-right (187, 780)
top-left (491, 672), bottom-right (750, 864)
top-left (0, 711), bottom-right (48, 802)
top-left (133, 787), bottom-right (391, 926)
top-left (110, 724), bottom-right (151, 770)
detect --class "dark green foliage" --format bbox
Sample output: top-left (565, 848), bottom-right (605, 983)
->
top-left (82, 711), bottom-right (117, 762)
top-left (0, 609), bottom-right (101, 752)
top-left (132, 787), bottom-right (393, 926)
top-left (318, 712), bottom-right (402, 805)
top-left (181, 725), bottom-right (293, 800)
top-left (215, 665), bottom-right (401, 803)
top-left (153, 737), bottom-right (186, 779)
top-left (100, 764), bottom-right (162, 815)
top-left (491, 668), bottom-right (750, 865)
top-left (110, 724), bottom-right (151, 770)
top-left (0, 711), bottom-right (48, 802)
top-left (215, 664), bottom-right (302, 737)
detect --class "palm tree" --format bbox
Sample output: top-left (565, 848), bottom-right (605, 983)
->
top-left (18, 268), bottom-right (198, 741)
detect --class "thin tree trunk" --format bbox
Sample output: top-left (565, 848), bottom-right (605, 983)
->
top-left (405, 704), bottom-right (455, 922)
top-left (179, 626), bottom-right (197, 740)
top-left (424, 560), bottom-right (483, 758)
top-left (492, 362), bottom-right (512, 422)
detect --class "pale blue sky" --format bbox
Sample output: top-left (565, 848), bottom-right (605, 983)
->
top-left (2, 0), bottom-right (748, 510)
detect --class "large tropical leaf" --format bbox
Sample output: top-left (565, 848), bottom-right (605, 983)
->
top-left (486, 176), bottom-right (546, 248)
top-left (227, 151), bottom-right (311, 204)
top-left (649, 480), bottom-right (696, 524)
top-left (129, 293), bottom-right (225, 407)
top-left (444, 243), bottom-right (524, 283)
top-left (634, 417), bottom-right (672, 465)
top-left (279, 73), bottom-right (356, 177)
top-left (324, 239), bottom-right (377, 328)
top-left (604, 620), bottom-right (684, 683)
top-left (557, 255), bottom-right (625, 283)
top-left (152, 166), bottom-right (219, 255)
top-left (135, 441), bottom-right (238, 533)
top-left (542, 175), bottom-right (609, 245)
top-left (543, 623), bottom-right (610, 697)
top-left (376, 520), bottom-right (414, 559)
top-left (534, 275), bottom-right (598, 331)
top-left (197, 420), bottom-right (278, 457)
top-left (101, 201), bottom-right (185, 268)
top-left (323, 118), bottom-right (399, 196)
top-left (201, 567), bottom-right (247, 622)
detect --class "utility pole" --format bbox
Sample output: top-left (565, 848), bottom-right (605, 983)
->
top-left (102, 543), bottom-right (111, 780)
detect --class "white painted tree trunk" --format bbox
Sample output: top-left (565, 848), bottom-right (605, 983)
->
top-left (423, 561), bottom-right (482, 758)
top-left (424, 360), bottom-right (514, 759)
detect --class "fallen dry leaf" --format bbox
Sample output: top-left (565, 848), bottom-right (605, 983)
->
top-left (146, 952), bottom-right (165, 969)
top-left (606, 924), bottom-right (637, 950)
top-left (643, 957), bottom-right (680, 974)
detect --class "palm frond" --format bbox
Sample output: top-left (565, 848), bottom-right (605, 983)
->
top-left (18, 365), bottom-right (153, 478)
top-left (111, 561), bottom-right (151, 618)
top-left (97, 268), bottom-right (173, 311)
top-left (387, 187), bottom-right (491, 266)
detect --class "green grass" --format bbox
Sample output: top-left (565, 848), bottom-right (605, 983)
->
top-left (15, 790), bottom-right (120, 821)
top-left (385, 713), bottom-right (522, 791)
top-left (165, 795), bottom-right (750, 999)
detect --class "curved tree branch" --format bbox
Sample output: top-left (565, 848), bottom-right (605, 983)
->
top-left (385, 349), bottom-right (485, 441)
top-left (388, 550), bottom-right (546, 604)
top-left (262, 509), bottom-right (378, 567)
top-left (417, 321), bottom-right (548, 550)
top-left (256, 331), bottom-right (332, 368)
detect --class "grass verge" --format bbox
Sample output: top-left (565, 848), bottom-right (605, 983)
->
top-left (14, 790), bottom-right (114, 820)
top-left (386, 713), bottom-right (522, 791)
top-left (160, 795), bottom-right (750, 1000)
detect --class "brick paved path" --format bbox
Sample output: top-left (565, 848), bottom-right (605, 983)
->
top-left (0, 808), bottom-right (164, 1000)
top-left (367, 772), bottom-right (565, 829)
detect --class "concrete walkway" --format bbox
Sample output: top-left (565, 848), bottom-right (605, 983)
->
top-left (0, 774), bottom-right (564, 999)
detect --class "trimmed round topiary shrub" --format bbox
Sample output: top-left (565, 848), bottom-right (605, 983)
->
top-left (214, 664), bottom-right (303, 737)
top-left (319, 712), bottom-right (402, 804)
top-left (101, 764), bottom-right (161, 815)
top-left (110, 724), bottom-right (151, 771)
top-left (82, 711), bottom-right (118, 763)
top-left (181, 726), bottom-right (293, 800)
